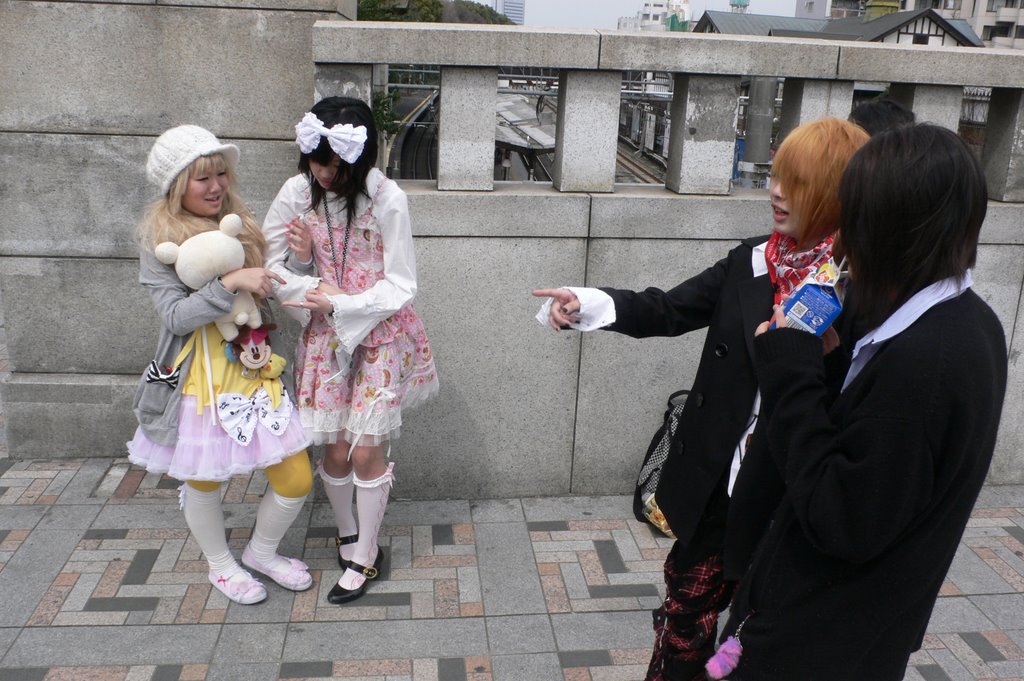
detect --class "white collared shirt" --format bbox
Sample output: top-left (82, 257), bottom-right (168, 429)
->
top-left (263, 170), bottom-right (418, 353)
top-left (730, 241), bottom-right (768, 495)
top-left (842, 271), bottom-right (973, 392)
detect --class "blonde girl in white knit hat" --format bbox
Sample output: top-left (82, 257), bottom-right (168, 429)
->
top-left (128, 125), bottom-right (315, 605)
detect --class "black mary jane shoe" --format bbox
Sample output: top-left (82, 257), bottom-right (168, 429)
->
top-left (326, 549), bottom-right (385, 605)
top-left (334, 534), bottom-right (383, 573)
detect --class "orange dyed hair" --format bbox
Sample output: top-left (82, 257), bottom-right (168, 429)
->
top-left (772, 118), bottom-right (870, 250)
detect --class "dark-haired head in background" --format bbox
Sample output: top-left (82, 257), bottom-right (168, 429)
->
top-left (848, 97), bottom-right (915, 136)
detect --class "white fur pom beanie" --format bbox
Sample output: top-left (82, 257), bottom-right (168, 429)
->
top-left (146, 125), bottom-right (240, 195)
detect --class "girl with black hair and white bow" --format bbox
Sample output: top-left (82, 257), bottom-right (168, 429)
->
top-left (263, 97), bottom-right (438, 605)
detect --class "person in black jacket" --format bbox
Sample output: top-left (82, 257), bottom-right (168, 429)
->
top-left (533, 118), bottom-right (869, 681)
top-left (715, 124), bottom-right (1008, 680)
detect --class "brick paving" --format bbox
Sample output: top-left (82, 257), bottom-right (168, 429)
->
top-left (0, 459), bottom-right (1022, 680)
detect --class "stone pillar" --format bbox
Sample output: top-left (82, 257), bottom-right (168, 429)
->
top-left (983, 87), bottom-right (1024, 202)
top-left (314, 63), bottom-right (372, 104)
top-left (888, 83), bottom-right (962, 131)
top-left (552, 70), bottom-right (621, 193)
top-left (665, 74), bottom-right (739, 195)
top-left (744, 77), bottom-right (777, 164)
top-left (438, 67), bottom-right (497, 191)
top-left (373, 64), bottom-right (390, 172)
top-left (778, 79), bottom-right (854, 141)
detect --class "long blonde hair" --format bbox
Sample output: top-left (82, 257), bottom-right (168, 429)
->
top-left (138, 153), bottom-right (265, 268)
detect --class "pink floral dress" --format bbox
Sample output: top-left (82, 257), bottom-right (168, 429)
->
top-left (292, 172), bottom-right (438, 446)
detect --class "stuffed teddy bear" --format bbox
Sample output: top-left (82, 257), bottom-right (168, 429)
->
top-left (154, 214), bottom-right (261, 341)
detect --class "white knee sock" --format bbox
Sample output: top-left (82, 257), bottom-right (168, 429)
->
top-left (247, 489), bottom-right (307, 570)
top-left (182, 485), bottom-right (238, 578)
top-left (321, 467), bottom-right (358, 562)
top-left (339, 463), bottom-right (394, 589)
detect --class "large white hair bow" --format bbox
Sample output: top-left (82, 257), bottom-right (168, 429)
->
top-left (294, 112), bottom-right (368, 164)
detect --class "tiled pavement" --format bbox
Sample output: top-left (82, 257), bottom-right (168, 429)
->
top-left (0, 459), bottom-right (1022, 681)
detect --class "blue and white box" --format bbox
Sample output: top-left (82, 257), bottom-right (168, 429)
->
top-left (779, 260), bottom-right (849, 336)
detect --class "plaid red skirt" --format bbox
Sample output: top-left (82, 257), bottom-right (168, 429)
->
top-left (646, 543), bottom-right (737, 681)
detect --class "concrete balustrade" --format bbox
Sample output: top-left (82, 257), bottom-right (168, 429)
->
top-left (311, 21), bottom-right (602, 67)
top-left (311, 22), bottom-right (1024, 202)
top-left (665, 75), bottom-right (740, 195)
top-left (778, 79), bottom-right (856, 139)
top-left (835, 41), bottom-right (1024, 87)
top-left (3, 8), bottom-right (1024, 497)
top-left (889, 83), bottom-right (965, 131)
top-left (985, 88), bottom-right (1024, 202)
top-left (438, 67), bottom-right (499, 190)
top-left (595, 31), bottom-right (841, 77)
top-left (551, 70), bottom-right (622, 193)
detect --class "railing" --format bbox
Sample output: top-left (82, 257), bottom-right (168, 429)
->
top-left (312, 21), bottom-right (1024, 200)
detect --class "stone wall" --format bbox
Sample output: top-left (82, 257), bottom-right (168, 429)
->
top-left (2, 9), bottom-right (1023, 498)
top-left (0, 0), bottom-right (343, 455)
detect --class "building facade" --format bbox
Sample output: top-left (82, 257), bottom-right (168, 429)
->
top-left (493, 0), bottom-right (524, 24)
top-left (919, 0), bottom-right (1024, 46)
top-left (618, 1), bottom-right (691, 31)
top-left (801, 0), bottom-right (1024, 44)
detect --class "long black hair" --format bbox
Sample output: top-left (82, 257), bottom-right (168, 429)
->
top-left (839, 124), bottom-right (987, 330)
top-left (299, 96), bottom-right (379, 227)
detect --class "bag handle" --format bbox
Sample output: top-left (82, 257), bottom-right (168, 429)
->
top-left (664, 389), bottom-right (689, 417)
top-left (667, 389), bottom-right (689, 405)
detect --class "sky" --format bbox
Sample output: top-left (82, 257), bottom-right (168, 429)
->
top-left (523, 0), bottom-right (797, 30)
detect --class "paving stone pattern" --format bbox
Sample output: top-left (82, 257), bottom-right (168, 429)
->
top-left (0, 460), bottom-right (1022, 680)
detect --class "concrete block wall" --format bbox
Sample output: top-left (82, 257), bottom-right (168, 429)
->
top-left (0, 0), bottom-right (337, 453)
top-left (3, 15), bottom-right (1024, 500)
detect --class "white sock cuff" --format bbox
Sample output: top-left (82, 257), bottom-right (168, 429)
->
top-left (179, 483), bottom-right (221, 510)
top-left (353, 462), bottom-right (395, 489)
top-left (268, 488), bottom-right (308, 508)
top-left (320, 468), bottom-right (355, 487)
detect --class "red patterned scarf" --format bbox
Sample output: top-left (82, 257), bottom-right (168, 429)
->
top-left (764, 232), bottom-right (835, 305)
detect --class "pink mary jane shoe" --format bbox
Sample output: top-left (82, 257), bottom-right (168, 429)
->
top-left (209, 568), bottom-right (267, 605)
top-left (242, 546), bottom-right (314, 592)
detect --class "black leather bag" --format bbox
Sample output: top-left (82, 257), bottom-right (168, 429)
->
top-left (633, 390), bottom-right (688, 537)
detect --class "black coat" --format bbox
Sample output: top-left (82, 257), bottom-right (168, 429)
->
top-left (602, 237), bottom-right (774, 573)
top-left (722, 289), bottom-right (1007, 680)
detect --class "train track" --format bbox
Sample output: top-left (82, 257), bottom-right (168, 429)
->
top-left (615, 145), bottom-right (665, 184)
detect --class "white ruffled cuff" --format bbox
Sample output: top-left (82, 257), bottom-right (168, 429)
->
top-left (534, 286), bottom-right (616, 332)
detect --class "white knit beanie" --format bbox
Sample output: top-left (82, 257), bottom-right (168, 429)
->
top-left (146, 125), bottom-right (240, 195)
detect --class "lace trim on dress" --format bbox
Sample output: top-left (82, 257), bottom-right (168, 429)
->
top-left (298, 377), bottom-right (438, 446)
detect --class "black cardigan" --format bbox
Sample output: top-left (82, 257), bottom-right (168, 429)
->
top-left (603, 237), bottom-right (850, 576)
top-left (721, 289), bottom-right (1007, 681)
top-left (602, 237), bottom-right (775, 571)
